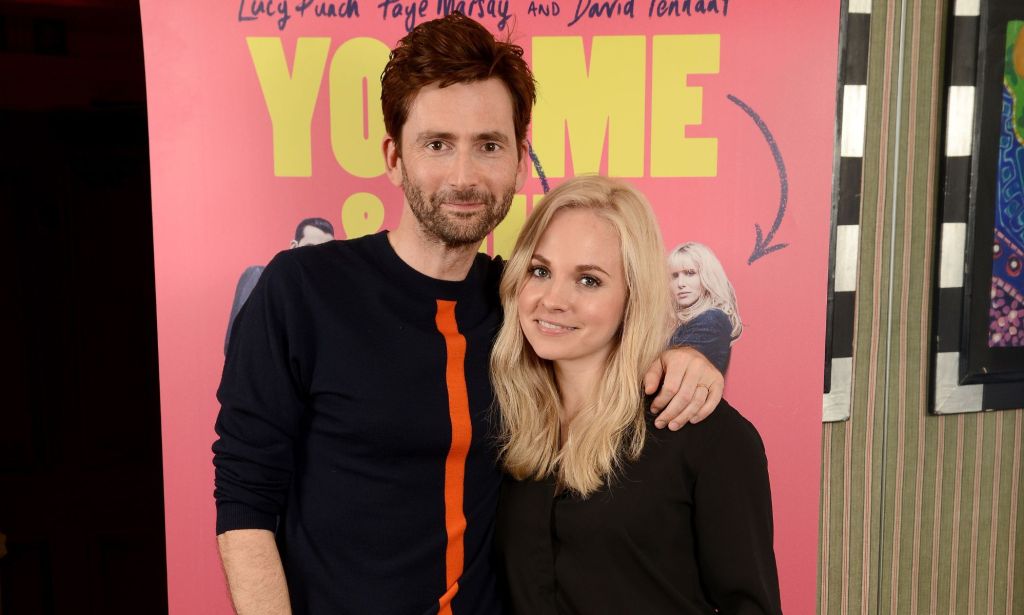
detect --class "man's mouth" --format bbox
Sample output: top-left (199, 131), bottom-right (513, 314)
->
top-left (442, 201), bottom-right (485, 213)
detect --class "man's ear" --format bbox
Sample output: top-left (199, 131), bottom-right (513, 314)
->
top-left (515, 141), bottom-right (530, 192)
top-left (383, 136), bottom-right (403, 188)
top-left (288, 240), bottom-right (299, 249)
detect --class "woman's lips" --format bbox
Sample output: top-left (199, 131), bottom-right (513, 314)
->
top-left (535, 319), bottom-right (577, 334)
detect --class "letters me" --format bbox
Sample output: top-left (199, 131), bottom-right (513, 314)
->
top-left (532, 34), bottom-right (720, 178)
top-left (246, 33), bottom-right (719, 179)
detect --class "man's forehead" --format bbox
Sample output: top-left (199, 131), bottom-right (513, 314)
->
top-left (392, 80), bottom-right (523, 156)
top-left (409, 129), bottom-right (511, 143)
top-left (404, 79), bottom-right (516, 128)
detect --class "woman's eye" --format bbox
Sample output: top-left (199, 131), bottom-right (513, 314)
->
top-left (529, 266), bottom-right (549, 278)
top-left (579, 275), bottom-right (601, 288)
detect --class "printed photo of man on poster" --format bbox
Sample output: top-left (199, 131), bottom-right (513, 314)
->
top-left (224, 217), bottom-right (335, 353)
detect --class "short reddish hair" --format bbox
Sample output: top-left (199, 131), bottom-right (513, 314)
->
top-left (381, 12), bottom-right (536, 154)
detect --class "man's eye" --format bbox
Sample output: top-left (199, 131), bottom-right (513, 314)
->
top-left (427, 141), bottom-right (445, 151)
top-left (528, 266), bottom-right (549, 278)
top-left (482, 142), bottom-right (500, 152)
top-left (579, 275), bottom-right (601, 288)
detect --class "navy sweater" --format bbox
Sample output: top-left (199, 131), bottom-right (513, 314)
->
top-left (670, 308), bottom-right (734, 374)
top-left (214, 232), bottom-right (504, 615)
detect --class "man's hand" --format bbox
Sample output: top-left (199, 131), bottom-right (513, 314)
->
top-left (643, 346), bottom-right (724, 430)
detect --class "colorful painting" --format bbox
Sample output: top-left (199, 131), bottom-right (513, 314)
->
top-left (991, 20), bottom-right (1024, 347)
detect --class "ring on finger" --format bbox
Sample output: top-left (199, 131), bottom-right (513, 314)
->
top-left (694, 383), bottom-right (711, 396)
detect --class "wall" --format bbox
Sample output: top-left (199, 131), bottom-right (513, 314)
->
top-left (818, 1), bottom-right (1024, 613)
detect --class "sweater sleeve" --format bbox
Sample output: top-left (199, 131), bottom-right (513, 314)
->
top-left (213, 252), bottom-right (312, 534)
top-left (669, 309), bottom-right (733, 373)
top-left (691, 413), bottom-right (782, 614)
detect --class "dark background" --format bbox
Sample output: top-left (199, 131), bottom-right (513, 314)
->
top-left (0, 0), bottom-right (169, 612)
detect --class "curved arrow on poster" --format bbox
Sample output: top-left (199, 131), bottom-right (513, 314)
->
top-left (727, 94), bottom-right (790, 265)
top-left (528, 141), bottom-right (551, 194)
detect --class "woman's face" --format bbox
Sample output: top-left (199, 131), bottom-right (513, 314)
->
top-left (670, 253), bottom-right (704, 309)
top-left (517, 209), bottom-right (628, 374)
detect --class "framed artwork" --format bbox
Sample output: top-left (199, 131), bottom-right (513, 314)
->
top-left (933, 0), bottom-right (1024, 414)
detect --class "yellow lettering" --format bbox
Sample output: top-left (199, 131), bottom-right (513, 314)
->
top-left (651, 35), bottom-right (720, 177)
top-left (491, 194), bottom-right (528, 259)
top-left (247, 37), bottom-right (330, 177)
top-left (329, 38), bottom-right (389, 178)
top-left (532, 36), bottom-right (645, 177)
top-left (478, 195), bottom-right (542, 258)
top-left (341, 192), bottom-right (385, 238)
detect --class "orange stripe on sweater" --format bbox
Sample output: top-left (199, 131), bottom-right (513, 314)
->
top-left (435, 300), bottom-right (472, 615)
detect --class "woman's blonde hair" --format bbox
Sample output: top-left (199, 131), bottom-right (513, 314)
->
top-left (491, 176), bottom-right (674, 496)
top-left (668, 242), bottom-right (743, 341)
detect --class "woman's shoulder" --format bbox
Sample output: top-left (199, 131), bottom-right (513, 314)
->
top-left (671, 308), bottom-right (732, 342)
top-left (674, 309), bottom-right (732, 338)
top-left (692, 308), bottom-right (732, 328)
top-left (702, 400), bottom-right (763, 447)
top-left (646, 400), bottom-right (765, 466)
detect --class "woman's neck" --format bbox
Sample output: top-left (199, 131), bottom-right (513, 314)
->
top-left (677, 301), bottom-right (711, 324)
top-left (554, 359), bottom-right (604, 440)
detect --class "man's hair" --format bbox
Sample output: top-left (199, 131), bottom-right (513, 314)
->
top-left (294, 217), bottom-right (335, 242)
top-left (491, 176), bottom-right (673, 497)
top-left (380, 12), bottom-right (536, 153)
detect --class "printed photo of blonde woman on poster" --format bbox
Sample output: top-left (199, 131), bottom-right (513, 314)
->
top-left (668, 242), bottom-right (743, 374)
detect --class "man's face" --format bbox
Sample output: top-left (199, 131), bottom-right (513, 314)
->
top-left (290, 225), bottom-right (334, 248)
top-left (384, 78), bottom-right (528, 247)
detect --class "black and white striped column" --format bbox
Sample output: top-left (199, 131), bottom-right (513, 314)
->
top-left (933, 0), bottom-right (984, 414)
top-left (824, 0), bottom-right (871, 422)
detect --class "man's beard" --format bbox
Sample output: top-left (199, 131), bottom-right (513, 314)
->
top-left (401, 163), bottom-right (515, 248)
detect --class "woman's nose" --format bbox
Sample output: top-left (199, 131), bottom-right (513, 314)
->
top-left (539, 280), bottom-right (571, 311)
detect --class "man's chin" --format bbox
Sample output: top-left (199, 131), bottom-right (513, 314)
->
top-left (439, 228), bottom-right (492, 247)
top-left (434, 216), bottom-right (500, 246)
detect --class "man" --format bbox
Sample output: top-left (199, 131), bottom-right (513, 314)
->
top-left (224, 217), bottom-right (335, 354)
top-left (214, 13), bottom-right (723, 614)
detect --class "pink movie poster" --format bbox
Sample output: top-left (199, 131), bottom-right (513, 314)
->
top-left (139, 1), bottom-right (839, 612)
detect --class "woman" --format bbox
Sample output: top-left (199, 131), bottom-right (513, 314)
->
top-left (492, 176), bottom-right (780, 614)
top-left (668, 242), bottom-right (743, 373)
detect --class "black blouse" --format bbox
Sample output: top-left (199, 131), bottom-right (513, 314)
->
top-left (494, 401), bottom-right (782, 615)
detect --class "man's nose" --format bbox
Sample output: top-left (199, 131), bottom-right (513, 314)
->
top-left (448, 149), bottom-right (480, 188)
